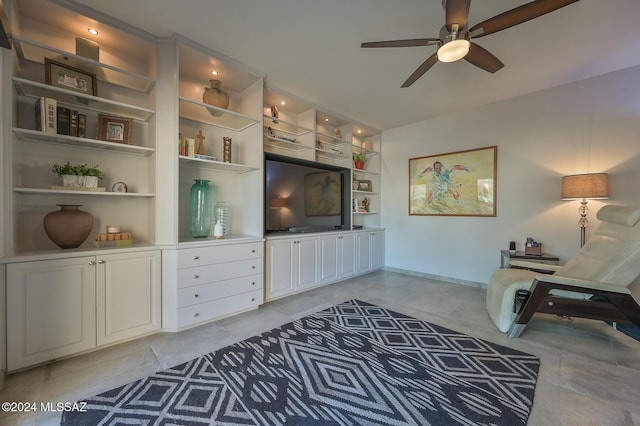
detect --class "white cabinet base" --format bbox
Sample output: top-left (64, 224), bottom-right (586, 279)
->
top-left (7, 257), bottom-right (97, 372)
top-left (97, 251), bottom-right (161, 346)
top-left (266, 229), bottom-right (384, 302)
top-left (6, 250), bottom-right (161, 372)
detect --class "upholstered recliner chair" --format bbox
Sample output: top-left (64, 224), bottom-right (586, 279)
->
top-left (486, 205), bottom-right (640, 338)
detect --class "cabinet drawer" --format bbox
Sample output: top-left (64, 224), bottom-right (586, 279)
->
top-left (178, 259), bottom-right (263, 288)
top-left (177, 289), bottom-right (263, 328)
top-left (177, 274), bottom-right (263, 308)
top-left (178, 242), bottom-right (263, 268)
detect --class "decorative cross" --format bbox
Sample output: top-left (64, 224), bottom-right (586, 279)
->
top-left (196, 130), bottom-right (205, 155)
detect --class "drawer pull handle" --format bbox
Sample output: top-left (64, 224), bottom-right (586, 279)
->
top-left (89, 261), bottom-right (96, 266)
top-left (97, 260), bottom-right (106, 264)
top-left (194, 313), bottom-right (199, 317)
top-left (194, 275), bottom-right (200, 279)
top-left (194, 294), bottom-right (200, 298)
top-left (193, 256), bottom-right (200, 260)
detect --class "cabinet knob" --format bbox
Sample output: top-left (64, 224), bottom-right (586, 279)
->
top-left (194, 274), bottom-right (200, 279)
top-left (194, 313), bottom-right (199, 317)
top-left (251, 265), bottom-right (256, 269)
top-left (89, 261), bottom-right (96, 266)
top-left (251, 249), bottom-right (256, 253)
top-left (194, 294), bottom-right (200, 298)
top-left (251, 281), bottom-right (255, 286)
top-left (251, 297), bottom-right (255, 302)
top-left (193, 256), bottom-right (200, 260)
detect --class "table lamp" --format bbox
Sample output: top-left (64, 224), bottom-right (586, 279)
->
top-left (561, 173), bottom-right (609, 247)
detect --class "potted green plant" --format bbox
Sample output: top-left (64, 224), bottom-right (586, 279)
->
top-left (353, 152), bottom-right (366, 170)
top-left (52, 162), bottom-right (105, 188)
top-left (83, 165), bottom-right (105, 188)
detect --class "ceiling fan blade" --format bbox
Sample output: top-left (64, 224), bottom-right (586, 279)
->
top-left (445, 0), bottom-right (471, 31)
top-left (401, 53), bottom-right (439, 88)
top-left (361, 38), bottom-right (439, 48)
top-left (469, 0), bottom-right (579, 38)
top-left (464, 43), bottom-right (504, 73)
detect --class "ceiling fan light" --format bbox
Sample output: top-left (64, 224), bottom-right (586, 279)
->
top-left (437, 39), bottom-right (470, 62)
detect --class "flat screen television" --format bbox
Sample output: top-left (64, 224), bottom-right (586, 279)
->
top-left (265, 153), bottom-right (351, 234)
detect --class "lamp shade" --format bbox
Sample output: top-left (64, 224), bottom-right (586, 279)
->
top-left (561, 173), bottom-right (609, 200)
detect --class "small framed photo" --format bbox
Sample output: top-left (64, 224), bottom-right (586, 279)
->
top-left (45, 58), bottom-right (98, 96)
top-left (358, 180), bottom-right (372, 192)
top-left (98, 114), bottom-right (133, 144)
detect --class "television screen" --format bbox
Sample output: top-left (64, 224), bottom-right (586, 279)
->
top-left (265, 153), bottom-right (350, 234)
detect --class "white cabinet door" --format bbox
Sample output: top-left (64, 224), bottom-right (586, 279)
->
top-left (371, 231), bottom-right (385, 270)
top-left (97, 250), bottom-right (161, 346)
top-left (7, 257), bottom-right (96, 372)
top-left (318, 235), bottom-right (339, 284)
top-left (339, 233), bottom-right (357, 278)
top-left (266, 239), bottom-right (296, 300)
top-left (356, 232), bottom-right (372, 273)
top-left (296, 238), bottom-right (319, 289)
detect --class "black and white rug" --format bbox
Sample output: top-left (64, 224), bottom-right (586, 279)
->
top-left (62, 299), bottom-right (539, 425)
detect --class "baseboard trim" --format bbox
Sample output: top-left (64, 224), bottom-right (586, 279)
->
top-left (382, 267), bottom-right (487, 289)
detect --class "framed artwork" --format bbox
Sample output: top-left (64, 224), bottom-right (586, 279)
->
top-left (97, 114), bottom-right (133, 144)
top-left (409, 145), bottom-right (497, 216)
top-left (45, 58), bottom-right (98, 96)
top-left (358, 180), bottom-right (372, 192)
top-left (304, 171), bottom-right (341, 216)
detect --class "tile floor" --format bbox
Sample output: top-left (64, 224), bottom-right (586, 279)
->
top-left (1, 270), bottom-right (640, 425)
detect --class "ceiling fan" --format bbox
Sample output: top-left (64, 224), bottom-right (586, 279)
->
top-left (361, 0), bottom-right (580, 87)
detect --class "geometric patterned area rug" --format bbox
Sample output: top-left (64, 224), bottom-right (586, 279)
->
top-left (61, 299), bottom-right (539, 425)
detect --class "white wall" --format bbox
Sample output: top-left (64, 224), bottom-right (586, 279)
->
top-left (381, 65), bottom-right (640, 296)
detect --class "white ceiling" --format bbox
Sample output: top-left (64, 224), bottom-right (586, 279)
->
top-left (65, 0), bottom-right (640, 130)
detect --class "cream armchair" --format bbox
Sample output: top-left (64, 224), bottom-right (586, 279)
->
top-left (486, 205), bottom-right (640, 338)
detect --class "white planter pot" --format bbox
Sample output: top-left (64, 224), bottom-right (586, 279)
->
top-left (84, 176), bottom-right (98, 188)
top-left (62, 175), bottom-right (84, 187)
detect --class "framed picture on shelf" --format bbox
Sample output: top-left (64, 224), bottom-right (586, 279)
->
top-left (409, 145), bottom-right (497, 217)
top-left (97, 114), bottom-right (133, 144)
top-left (45, 58), bottom-right (97, 96)
top-left (358, 180), bottom-right (372, 192)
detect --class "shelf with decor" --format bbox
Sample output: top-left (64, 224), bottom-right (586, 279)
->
top-left (178, 155), bottom-right (258, 173)
top-left (12, 36), bottom-right (156, 94)
top-left (175, 36), bottom-right (264, 244)
top-left (264, 132), bottom-right (313, 153)
top-left (13, 78), bottom-right (156, 122)
top-left (263, 115), bottom-right (313, 137)
top-left (13, 188), bottom-right (155, 197)
top-left (5, 0), bottom-right (158, 255)
top-left (13, 128), bottom-right (156, 156)
top-left (179, 97), bottom-right (260, 132)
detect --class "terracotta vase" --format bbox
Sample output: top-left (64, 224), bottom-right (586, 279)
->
top-left (202, 79), bottom-right (229, 117)
top-left (43, 204), bottom-right (94, 249)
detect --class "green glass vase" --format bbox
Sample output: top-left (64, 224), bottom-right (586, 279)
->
top-left (189, 179), bottom-right (212, 238)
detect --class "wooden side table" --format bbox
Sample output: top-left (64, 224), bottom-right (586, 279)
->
top-left (500, 249), bottom-right (560, 269)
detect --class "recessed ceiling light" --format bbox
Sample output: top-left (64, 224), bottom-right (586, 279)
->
top-left (88, 28), bottom-right (99, 36)
top-left (280, 101), bottom-right (285, 105)
top-left (324, 118), bottom-right (329, 122)
top-left (357, 130), bottom-right (362, 134)
top-left (211, 70), bottom-right (218, 76)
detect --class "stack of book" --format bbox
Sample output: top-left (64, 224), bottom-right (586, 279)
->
top-left (35, 97), bottom-right (87, 138)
